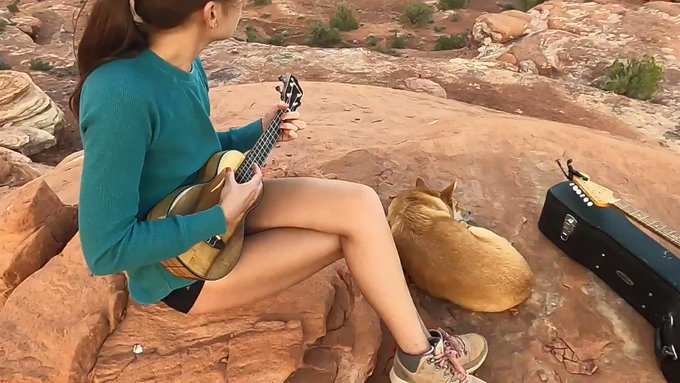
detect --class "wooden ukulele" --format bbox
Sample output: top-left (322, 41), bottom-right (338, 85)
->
top-left (558, 159), bottom-right (679, 249)
top-left (146, 74), bottom-right (304, 280)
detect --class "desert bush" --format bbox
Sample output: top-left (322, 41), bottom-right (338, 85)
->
top-left (439, 0), bottom-right (466, 10)
top-left (305, 21), bottom-right (341, 47)
top-left (388, 33), bottom-right (406, 49)
top-left (253, 0), bottom-right (272, 6)
top-left (448, 12), bottom-right (460, 22)
top-left (366, 35), bottom-right (379, 46)
top-left (597, 55), bottom-right (664, 101)
top-left (434, 34), bottom-right (466, 50)
top-left (29, 59), bottom-right (53, 71)
top-left (267, 33), bottom-right (286, 46)
top-left (330, 5), bottom-right (359, 31)
top-left (401, 2), bottom-right (433, 27)
top-left (245, 26), bottom-right (259, 42)
top-left (7, 3), bottom-right (19, 13)
top-left (0, 59), bottom-right (10, 70)
top-left (517, 0), bottom-right (544, 11)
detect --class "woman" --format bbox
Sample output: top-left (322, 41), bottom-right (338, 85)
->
top-left (71, 0), bottom-right (489, 382)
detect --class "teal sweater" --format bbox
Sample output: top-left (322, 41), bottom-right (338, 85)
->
top-left (78, 49), bottom-right (263, 305)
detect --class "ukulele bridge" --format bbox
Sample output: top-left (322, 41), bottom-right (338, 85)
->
top-left (204, 235), bottom-right (225, 250)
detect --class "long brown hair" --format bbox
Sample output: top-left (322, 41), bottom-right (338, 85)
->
top-left (69, 0), bottom-right (222, 118)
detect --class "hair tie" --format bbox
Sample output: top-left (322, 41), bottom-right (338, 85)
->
top-left (129, 0), bottom-right (144, 24)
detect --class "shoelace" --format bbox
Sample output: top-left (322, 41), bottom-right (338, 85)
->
top-left (430, 330), bottom-right (469, 383)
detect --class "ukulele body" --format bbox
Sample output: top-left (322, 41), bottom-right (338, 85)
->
top-left (538, 181), bottom-right (680, 382)
top-left (146, 149), bottom-right (253, 281)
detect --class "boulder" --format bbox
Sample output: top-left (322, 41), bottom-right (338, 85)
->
top-left (0, 70), bottom-right (65, 155)
top-left (0, 178), bottom-right (77, 307)
top-left (472, 13), bottom-right (532, 44)
top-left (0, 146), bottom-right (45, 192)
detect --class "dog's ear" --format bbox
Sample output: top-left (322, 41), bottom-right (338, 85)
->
top-left (440, 180), bottom-right (457, 203)
top-left (415, 177), bottom-right (429, 190)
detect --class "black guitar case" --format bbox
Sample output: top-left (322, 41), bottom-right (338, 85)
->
top-left (538, 180), bottom-right (680, 383)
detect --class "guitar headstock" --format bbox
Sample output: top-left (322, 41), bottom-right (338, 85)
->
top-left (276, 74), bottom-right (303, 113)
top-left (557, 159), bottom-right (619, 208)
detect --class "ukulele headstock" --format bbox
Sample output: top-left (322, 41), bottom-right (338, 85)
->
top-left (275, 74), bottom-right (303, 113)
top-left (557, 159), bottom-right (619, 208)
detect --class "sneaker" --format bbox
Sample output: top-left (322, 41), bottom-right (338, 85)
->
top-left (389, 328), bottom-right (489, 383)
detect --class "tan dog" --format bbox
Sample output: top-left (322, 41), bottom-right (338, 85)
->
top-left (387, 177), bottom-right (534, 313)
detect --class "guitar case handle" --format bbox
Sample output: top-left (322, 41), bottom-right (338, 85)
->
top-left (655, 313), bottom-right (680, 382)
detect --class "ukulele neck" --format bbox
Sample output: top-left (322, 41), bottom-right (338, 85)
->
top-left (234, 111), bottom-right (285, 183)
top-left (612, 200), bottom-right (680, 249)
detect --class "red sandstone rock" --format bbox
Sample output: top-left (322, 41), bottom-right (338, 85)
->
top-left (0, 178), bottom-right (77, 307)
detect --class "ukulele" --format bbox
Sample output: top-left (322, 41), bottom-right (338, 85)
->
top-left (146, 74), bottom-right (304, 280)
top-left (558, 159), bottom-right (680, 250)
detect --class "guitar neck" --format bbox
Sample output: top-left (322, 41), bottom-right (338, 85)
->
top-left (234, 111), bottom-right (285, 183)
top-left (612, 200), bottom-right (680, 249)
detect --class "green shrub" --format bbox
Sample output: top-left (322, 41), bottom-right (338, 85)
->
top-left (267, 33), bottom-right (286, 46)
top-left (401, 2), bottom-right (433, 27)
top-left (434, 34), bottom-right (466, 50)
top-left (0, 59), bottom-right (10, 70)
top-left (366, 35), bottom-right (379, 46)
top-left (0, 19), bottom-right (6, 32)
top-left (245, 26), bottom-right (259, 42)
top-left (29, 59), bottom-right (53, 71)
top-left (7, 3), bottom-right (19, 13)
top-left (52, 66), bottom-right (78, 77)
top-left (448, 12), bottom-right (460, 22)
top-left (305, 21), bottom-right (341, 47)
top-left (388, 33), bottom-right (406, 49)
top-left (597, 56), bottom-right (664, 101)
top-left (253, 0), bottom-right (272, 6)
top-left (262, 13), bottom-right (271, 18)
top-left (439, 0), bottom-right (466, 10)
top-left (329, 4), bottom-right (359, 32)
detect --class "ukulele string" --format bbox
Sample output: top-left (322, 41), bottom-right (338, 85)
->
top-left (236, 111), bottom-right (285, 182)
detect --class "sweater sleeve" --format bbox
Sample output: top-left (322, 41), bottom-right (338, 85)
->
top-left (78, 82), bottom-right (227, 276)
top-left (192, 58), bottom-right (263, 152)
top-left (217, 119), bottom-right (263, 152)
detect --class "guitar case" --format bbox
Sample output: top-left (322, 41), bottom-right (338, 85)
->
top-left (538, 181), bottom-right (680, 383)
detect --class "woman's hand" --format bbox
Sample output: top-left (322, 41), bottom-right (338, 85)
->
top-left (219, 164), bottom-right (264, 225)
top-left (262, 101), bottom-right (306, 142)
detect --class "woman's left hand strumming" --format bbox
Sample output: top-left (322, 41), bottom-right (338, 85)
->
top-left (262, 101), bottom-right (306, 142)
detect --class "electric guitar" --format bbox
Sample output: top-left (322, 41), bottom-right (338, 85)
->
top-left (146, 74), bottom-right (304, 280)
top-left (558, 159), bottom-right (680, 250)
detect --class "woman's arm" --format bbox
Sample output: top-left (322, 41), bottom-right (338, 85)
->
top-left (78, 83), bottom-right (227, 276)
top-left (192, 58), bottom-right (264, 153)
top-left (216, 119), bottom-right (263, 152)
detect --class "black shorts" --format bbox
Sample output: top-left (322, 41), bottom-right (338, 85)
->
top-left (160, 281), bottom-right (205, 314)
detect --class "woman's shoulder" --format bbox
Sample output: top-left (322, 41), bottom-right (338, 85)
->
top-left (82, 56), bottom-right (155, 100)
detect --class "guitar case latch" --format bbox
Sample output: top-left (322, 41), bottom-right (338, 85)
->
top-left (656, 313), bottom-right (680, 382)
top-left (561, 214), bottom-right (578, 241)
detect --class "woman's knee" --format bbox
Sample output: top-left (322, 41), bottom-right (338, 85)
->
top-left (345, 182), bottom-right (385, 220)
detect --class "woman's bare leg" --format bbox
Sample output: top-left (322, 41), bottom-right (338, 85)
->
top-left (191, 177), bottom-right (431, 355)
top-left (190, 227), bottom-right (343, 312)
